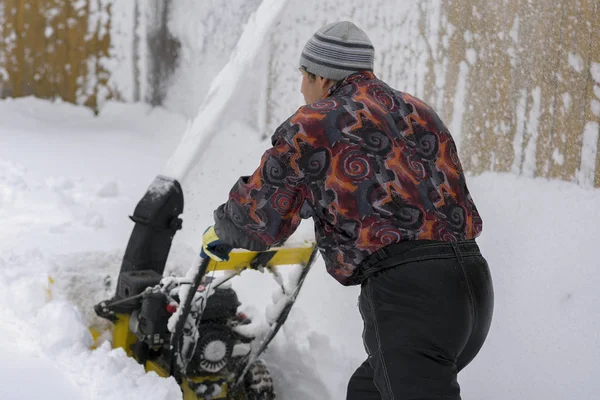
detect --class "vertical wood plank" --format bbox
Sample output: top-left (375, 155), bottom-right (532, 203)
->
top-left (14, 0), bottom-right (25, 97)
top-left (30, 0), bottom-right (47, 99)
top-left (0, 0), bottom-right (117, 111)
top-left (458, 0), bottom-right (486, 174)
top-left (442, 0), bottom-right (469, 132)
top-left (548, 0), bottom-right (594, 181)
top-left (533, 1), bottom-right (567, 179)
top-left (591, 0), bottom-right (600, 187)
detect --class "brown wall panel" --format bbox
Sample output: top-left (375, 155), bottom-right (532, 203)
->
top-left (548, 0), bottom-right (593, 182)
top-left (586, 0), bottom-right (600, 187)
top-left (436, 0), bottom-right (599, 186)
top-left (0, 0), bottom-right (113, 111)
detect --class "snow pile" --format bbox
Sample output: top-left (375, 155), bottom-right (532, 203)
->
top-left (0, 97), bottom-right (189, 399)
top-left (462, 174), bottom-right (600, 400)
top-left (0, 97), bottom-right (188, 254)
top-left (0, 253), bottom-right (182, 400)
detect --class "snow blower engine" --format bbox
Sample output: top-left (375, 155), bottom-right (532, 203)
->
top-left (93, 176), bottom-right (318, 400)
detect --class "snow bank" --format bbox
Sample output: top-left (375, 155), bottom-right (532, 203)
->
top-left (463, 173), bottom-right (600, 400)
top-left (0, 254), bottom-right (182, 400)
top-left (0, 97), bottom-right (187, 254)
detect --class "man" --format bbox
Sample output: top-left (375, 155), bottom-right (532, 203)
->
top-left (201, 21), bottom-right (494, 400)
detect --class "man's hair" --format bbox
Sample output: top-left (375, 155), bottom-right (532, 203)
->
top-left (300, 66), bottom-right (338, 86)
top-left (300, 66), bottom-right (317, 81)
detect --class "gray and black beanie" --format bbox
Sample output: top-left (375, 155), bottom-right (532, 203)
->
top-left (299, 21), bottom-right (374, 81)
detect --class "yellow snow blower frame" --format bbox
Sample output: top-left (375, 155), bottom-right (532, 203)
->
top-left (88, 172), bottom-right (318, 400)
top-left (96, 245), bottom-right (316, 400)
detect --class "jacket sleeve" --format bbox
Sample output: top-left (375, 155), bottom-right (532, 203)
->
top-left (213, 126), bottom-right (308, 251)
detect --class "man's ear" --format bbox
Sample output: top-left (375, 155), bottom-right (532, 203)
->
top-left (318, 76), bottom-right (332, 89)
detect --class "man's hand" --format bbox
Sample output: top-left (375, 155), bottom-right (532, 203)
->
top-left (201, 225), bottom-right (233, 262)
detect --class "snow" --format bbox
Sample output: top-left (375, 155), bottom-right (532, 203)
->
top-left (568, 52), bottom-right (584, 73)
top-left (552, 148), bottom-right (565, 166)
top-left (426, 0), bottom-right (442, 63)
top-left (449, 59), bottom-right (469, 151)
top-left (1, 94), bottom-right (600, 399)
top-left (0, 253), bottom-right (182, 400)
top-left (247, 0), bottom-right (431, 133)
top-left (0, 97), bottom-right (187, 254)
top-left (165, 0), bottom-right (263, 118)
top-left (166, 259), bottom-right (204, 333)
top-left (592, 99), bottom-right (600, 118)
top-left (97, 180), bottom-right (120, 198)
top-left (511, 89), bottom-right (528, 174)
top-left (105, 1), bottom-right (139, 103)
top-left (146, 176), bottom-right (177, 200)
top-left (0, 334), bottom-right (85, 399)
top-left (465, 48), bottom-right (477, 65)
top-left (578, 122), bottom-right (599, 188)
top-left (523, 86), bottom-right (542, 177)
top-left (562, 91), bottom-right (572, 111)
top-left (163, 0), bottom-right (290, 181)
top-left (590, 62), bottom-right (600, 83)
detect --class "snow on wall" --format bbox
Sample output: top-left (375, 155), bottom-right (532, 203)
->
top-left (84, 0), bottom-right (148, 107)
top-left (578, 122), bottom-right (599, 188)
top-left (164, 0), bottom-right (263, 120)
top-left (162, 0), bottom-right (290, 181)
top-left (104, 1), bottom-right (142, 103)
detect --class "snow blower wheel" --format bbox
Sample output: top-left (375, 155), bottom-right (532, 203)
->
top-left (226, 359), bottom-right (275, 400)
top-left (242, 360), bottom-right (275, 400)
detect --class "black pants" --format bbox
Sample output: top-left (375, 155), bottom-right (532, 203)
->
top-left (346, 240), bottom-right (494, 400)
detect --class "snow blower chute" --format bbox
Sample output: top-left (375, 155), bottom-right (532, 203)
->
top-left (94, 175), bottom-right (318, 399)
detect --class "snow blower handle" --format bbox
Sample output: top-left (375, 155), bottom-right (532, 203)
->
top-left (232, 246), bottom-right (320, 389)
top-left (168, 255), bottom-right (212, 378)
top-left (200, 225), bottom-right (233, 262)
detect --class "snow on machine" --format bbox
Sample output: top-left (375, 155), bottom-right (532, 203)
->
top-left (93, 175), bottom-right (318, 399)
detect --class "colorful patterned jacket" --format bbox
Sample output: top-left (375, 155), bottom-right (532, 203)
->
top-left (214, 71), bottom-right (482, 286)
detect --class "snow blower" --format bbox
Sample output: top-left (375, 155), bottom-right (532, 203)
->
top-left (93, 175), bottom-right (318, 399)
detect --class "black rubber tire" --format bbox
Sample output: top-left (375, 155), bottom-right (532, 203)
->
top-left (242, 359), bottom-right (275, 400)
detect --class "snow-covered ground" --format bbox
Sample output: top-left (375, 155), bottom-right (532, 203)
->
top-left (1, 97), bottom-right (599, 399)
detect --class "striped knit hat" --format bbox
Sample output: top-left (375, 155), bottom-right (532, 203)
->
top-left (299, 21), bottom-right (374, 81)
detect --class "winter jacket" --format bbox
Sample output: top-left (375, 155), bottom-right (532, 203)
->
top-left (214, 71), bottom-right (482, 286)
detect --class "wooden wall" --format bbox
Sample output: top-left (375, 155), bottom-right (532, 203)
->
top-left (0, 0), bottom-right (179, 112)
top-left (438, 0), bottom-right (600, 187)
top-left (0, 0), bottom-right (113, 110)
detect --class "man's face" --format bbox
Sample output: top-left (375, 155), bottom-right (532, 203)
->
top-left (300, 69), bottom-right (327, 105)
